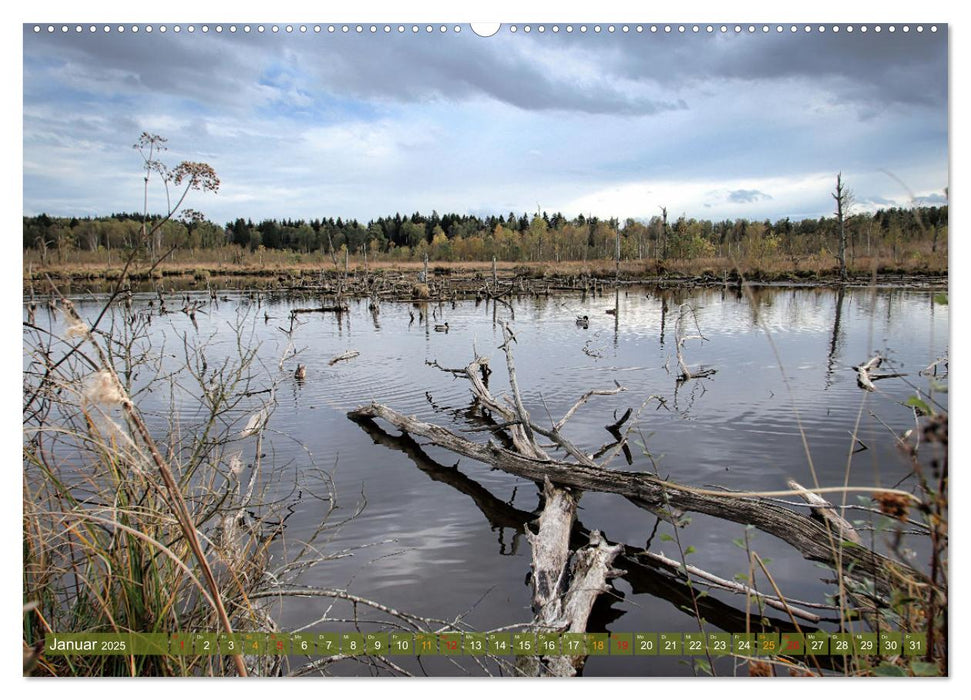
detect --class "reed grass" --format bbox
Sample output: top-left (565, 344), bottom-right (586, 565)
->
top-left (22, 297), bottom-right (343, 676)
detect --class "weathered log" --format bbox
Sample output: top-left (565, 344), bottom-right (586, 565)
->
top-left (852, 355), bottom-right (907, 391)
top-left (290, 305), bottom-right (348, 315)
top-left (515, 479), bottom-right (624, 677)
top-left (347, 401), bottom-right (932, 598)
top-left (328, 350), bottom-right (360, 365)
top-left (349, 412), bottom-right (849, 635)
top-left (787, 479), bottom-right (861, 545)
top-left (526, 479), bottom-right (577, 612)
top-left (428, 330), bottom-right (624, 676)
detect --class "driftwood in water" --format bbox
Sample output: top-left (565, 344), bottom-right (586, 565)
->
top-left (348, 323), bottom-right (937, 675)
top-left (854, 355), bottom-right (882, 391)
top-left (516, 484), bottom-right (624, 676)
top-left (348, 412), bottom-right (854, 672)
top-left (675, 303), bottom-right (717, 381)
top-left (328, 350), bottom-right (360, 366)
top-left (291, 305), bottom-right (348, 315)
top-left (346, 401), bottom-right (930, 599)
top-left (427, 328), bottom-right (626, 468)
top-left (853, 354), bottom-right (907, 391)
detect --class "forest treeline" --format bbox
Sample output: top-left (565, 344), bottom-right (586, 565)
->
top-left (23, 205), bottom-right (947, 267)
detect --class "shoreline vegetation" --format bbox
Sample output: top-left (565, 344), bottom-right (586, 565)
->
top-left (24, 252), bottom-right (947, 296)
top-left (23, 202), bottom-right (947, 294)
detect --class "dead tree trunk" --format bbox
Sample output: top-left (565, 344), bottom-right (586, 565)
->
top-left (833, 173), bottom-right (851, 283)
top-left (423, 331), bottom-right (628, 675)
top-left (347, 401), bottom-right (930, 599)
top-left (515, 480), bottom-right (624, 677)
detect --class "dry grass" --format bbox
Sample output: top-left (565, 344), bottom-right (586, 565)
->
top-left (24, 247), bottom-right (946, 288)
top-left (22, 300), bottom-right (344, 676)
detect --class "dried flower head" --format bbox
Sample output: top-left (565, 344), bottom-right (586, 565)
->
top-left (64, 318), bottom-right (89, 340)
top-left (171, 161), bottom-right (220, 193)
top-left (748, 659), bottom-right (774, 677)
top-left (923, 414), bottom-right (948, 446)
top-left (873, 491), bottom-right (910, 522)
top-left (83, 369), bottom-right (125, 406)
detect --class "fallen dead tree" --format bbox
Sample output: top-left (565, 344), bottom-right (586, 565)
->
top-left (348, 412), bottom-right (856, 673)
top-left (348, 401), bottom-right (929, 600)
top-left (424, 324), bottom-right (628, 676)
top-left (346, 323), bottom-right (940, 675)
top-left (514, 480), bottom-right (624, 677)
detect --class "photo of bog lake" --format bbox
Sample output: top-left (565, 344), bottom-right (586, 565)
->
top-left (22, 21), bottom-right (948, 678)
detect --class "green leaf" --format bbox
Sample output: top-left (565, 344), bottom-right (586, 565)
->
top-left (684, 545), bottom-right (696, 556)
top-left (660, 533), bottom-right (674, 542)
top-left (910, 660), bottom-right (940, 676)
top-left (905, 396), bottom-right (932, 415)
top-left (872, 663), bottom-right (907, 677)
top-left (933, 292), bottom-right (948, 305)
top-left (732, 538), bottom-right (746, 549)
top-left (692, 658), bottom-right (713, 676)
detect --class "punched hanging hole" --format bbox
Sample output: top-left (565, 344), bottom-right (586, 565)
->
top-left (470, 23), bottom-right (501, 38)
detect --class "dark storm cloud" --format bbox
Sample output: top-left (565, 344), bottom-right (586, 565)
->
top-left (605, 27), bottom-right (947, 110)
top-left (23, 27), bottom-right (693, 117)
top-left (23, 28), bottom-right (270, 109)
top-left (24, 25), bottom-right (946, 118)
top-left (294, 31), bottom-right (685, 115)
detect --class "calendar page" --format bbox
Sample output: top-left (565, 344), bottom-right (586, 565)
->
top-left (21, 2), bottom-right (950, 683)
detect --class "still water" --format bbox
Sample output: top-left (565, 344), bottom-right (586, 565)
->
top-left (47, 284), bottom-right (948, 676)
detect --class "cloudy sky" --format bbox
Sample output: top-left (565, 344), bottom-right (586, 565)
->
top-left (22, 21), bottom-right (948, 226)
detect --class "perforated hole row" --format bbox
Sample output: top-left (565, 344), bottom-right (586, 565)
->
top-left (30, 24), bottom-right (939, 35)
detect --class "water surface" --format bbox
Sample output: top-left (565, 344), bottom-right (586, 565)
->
top-left (37, 284), bottom-right (948, 676)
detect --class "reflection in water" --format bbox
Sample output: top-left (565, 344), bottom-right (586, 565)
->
top-left (826, 285), bottom-right (845, 389)
top-left (42, 284), bottom-right (947, 676)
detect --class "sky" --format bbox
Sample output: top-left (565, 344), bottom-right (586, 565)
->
top-left (22, 19), bottom-right (948, 229)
